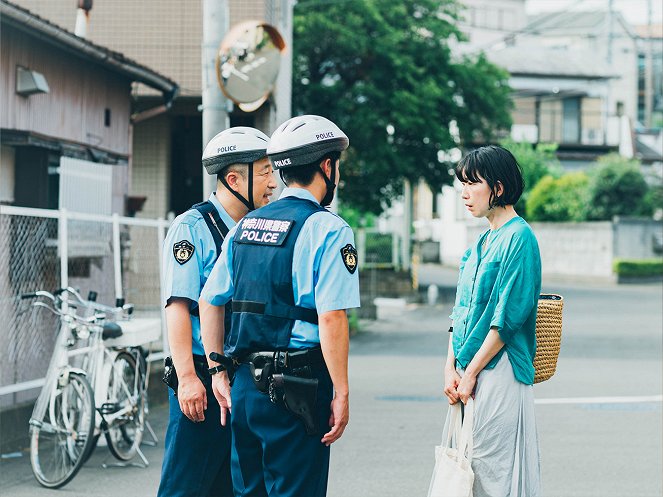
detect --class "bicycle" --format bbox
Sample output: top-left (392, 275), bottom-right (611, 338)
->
top-left (23, 288), bottom-right (158, 488)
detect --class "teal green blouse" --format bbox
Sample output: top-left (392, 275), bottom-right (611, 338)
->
top-left (450, 217), bottom-right (541, 385)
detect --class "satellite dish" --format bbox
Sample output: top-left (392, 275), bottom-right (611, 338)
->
top-left (216, 21), bottom-right (286, 112)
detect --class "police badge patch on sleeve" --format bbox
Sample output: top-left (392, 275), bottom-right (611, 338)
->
top-left (173, 240), bottom-right (195, 265)
top-left (340, 244), bottom-right (358, 274)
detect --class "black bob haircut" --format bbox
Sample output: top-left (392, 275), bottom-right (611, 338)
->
top-left (280, 151), bottom-right (341, 186)
top-left (455, 145), bottom-right (524, 208)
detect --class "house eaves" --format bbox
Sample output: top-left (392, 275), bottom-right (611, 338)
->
top-left (526, 10), bottom-right (637, 40)
top-left (488, 45), bottom-right (616, 80)
top-left (1, 0), bottom-right (178, 104)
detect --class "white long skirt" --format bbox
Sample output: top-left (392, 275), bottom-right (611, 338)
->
top-left (454, 352), bottom-right (542, 497)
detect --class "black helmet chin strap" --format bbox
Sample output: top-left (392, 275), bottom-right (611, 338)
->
top-left (219, 162), bottom-right (255, 211)
top-left (318, 162), bottom-right (337, 207)
top-left (277, 159), bottom-right (336, 207)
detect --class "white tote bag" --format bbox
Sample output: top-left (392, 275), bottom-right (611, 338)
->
top-left (427, 398), bottom-right (474, 497)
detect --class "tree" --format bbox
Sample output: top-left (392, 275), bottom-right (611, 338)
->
top-left (586, 154), bottom-right (652, 220)
top-left (526, 173), bottom-right (590, 222)
top-left (499, 139), bottom-right (561, 218)
top-left (292, 0), bottom-right (512, 213)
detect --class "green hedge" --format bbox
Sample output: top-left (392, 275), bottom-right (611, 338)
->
top-left (613, 259), bottom-right (663, 278)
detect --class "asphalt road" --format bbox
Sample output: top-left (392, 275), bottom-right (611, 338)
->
top-left (1, 279), bottom-right (661, 497)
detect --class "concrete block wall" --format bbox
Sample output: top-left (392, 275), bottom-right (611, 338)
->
top-left (531, 221), bottom-right (614, 278)
top-left (438, 217), bottom-right (661, 279)
top-left (613, 217), bottom-right (663, 259)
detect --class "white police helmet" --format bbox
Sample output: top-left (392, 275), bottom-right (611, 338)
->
top-left (202, 127), bottom-right (269, 175)
top-left (267, 115), bottom-right (349, 169)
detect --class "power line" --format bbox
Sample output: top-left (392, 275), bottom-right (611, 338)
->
top-left (464, 0), bottom-right (594, 54)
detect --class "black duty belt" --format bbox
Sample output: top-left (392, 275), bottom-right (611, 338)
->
top-left (238, 347), bottom-right (325, 372)
top-left (232, 300), bottom-right (319, 325)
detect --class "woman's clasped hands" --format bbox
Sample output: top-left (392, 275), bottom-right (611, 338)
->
top-left (444, 366), bottom-right (477, 405)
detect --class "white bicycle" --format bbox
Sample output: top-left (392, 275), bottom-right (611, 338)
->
top-left (23, 288), bottom-right (158, 488)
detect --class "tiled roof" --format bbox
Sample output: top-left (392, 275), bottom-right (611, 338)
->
top-left (488, 44), bottom-right (615, 78)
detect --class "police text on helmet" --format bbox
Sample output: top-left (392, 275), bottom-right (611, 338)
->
top-left (217, 145), bottom-right (237, 153)
top-left (273, 158), bottom-right (292, 168)
top-left (316, 132), bottom-right (334, 140)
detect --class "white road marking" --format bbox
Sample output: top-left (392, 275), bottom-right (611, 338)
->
top-left (535, 395), bottom-right (662, 405)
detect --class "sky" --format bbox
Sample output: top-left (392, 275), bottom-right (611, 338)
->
top-left (526, 0), bottom-right (663, 26)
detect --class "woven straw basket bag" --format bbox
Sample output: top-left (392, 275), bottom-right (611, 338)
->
top-left (533, 294), bottom-right (563, 383)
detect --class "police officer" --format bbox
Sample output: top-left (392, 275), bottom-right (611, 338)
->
top-left (199, 115), bottom-right (360, 497)
top-left (158, 127), bottom-right (277, 497)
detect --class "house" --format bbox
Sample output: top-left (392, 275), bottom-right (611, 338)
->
top-left (10, 0), bottom-right (293, 218)
top-left (458, 5), bottom-right (639, 166)
top-left (1, 0), bottom-right (177, 211)
top-left (487, 44), bottom-right (622, 169)
top-left (0, 0), bottom-right (176, 413)
top-left (521, 10), bottom-right (639, 124)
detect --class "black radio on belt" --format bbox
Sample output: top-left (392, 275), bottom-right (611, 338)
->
top-left (208, 352), bottom-right (237, 375)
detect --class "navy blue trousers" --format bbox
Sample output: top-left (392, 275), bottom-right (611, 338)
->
top-left (230, 364), bottom-right (333, 497)
top-left (157, 384), bottom-right (233, 497)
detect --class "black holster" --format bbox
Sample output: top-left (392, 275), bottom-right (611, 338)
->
top-left (162, 355), bottom-right (211, 396)
top-left (270, 373), bottom-right (319, 436)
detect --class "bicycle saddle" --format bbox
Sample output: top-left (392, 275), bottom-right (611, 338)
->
top-left (102, 322), bottom-right (123, 340)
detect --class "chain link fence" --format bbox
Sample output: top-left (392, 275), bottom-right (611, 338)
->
top-left (0, 211), bottom-right (61, 407)
top-left (354, 228), bottom-right (413, 317)
top-left (356, 228), bottom-right (401, 270)
top-left (0, 206), bottom-right (168, 408)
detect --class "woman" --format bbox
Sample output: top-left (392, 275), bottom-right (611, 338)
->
top-left (444, 145), bottom-right (542, 496)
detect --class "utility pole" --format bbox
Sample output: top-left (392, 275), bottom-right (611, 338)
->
top-left (402, 179), bottom-right (412, 272)
top-left (644, 0), bottom-right (654, 127)
top-left (606, 0), bottom-right (614, 65)
top-left (201, 0), bottom-right (229, 199)
top-left (603, 0), bottom-right (614, 144)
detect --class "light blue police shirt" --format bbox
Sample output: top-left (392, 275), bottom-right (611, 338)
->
top-left (201, 187), bottom-right (361, 349)
top-left (162, 193), bottom-right (236, 356)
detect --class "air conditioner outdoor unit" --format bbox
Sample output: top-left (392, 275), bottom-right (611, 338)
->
top-left (581, 128), bottom-right (603, 145)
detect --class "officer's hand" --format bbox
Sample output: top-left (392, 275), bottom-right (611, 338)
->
top-left (178, 373), bottom-right (207, 423)
top-left (443, 367), bottom-right (462, 405)
top-left (211, 372), bottom-right (232, 426)
top-left (322, 392), bottom-right (349, 446)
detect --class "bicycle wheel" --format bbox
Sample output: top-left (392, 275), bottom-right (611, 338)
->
top-left (30, 372), bottom-right (95, 489)
top-left (104, 350), bottom-right (145, 461)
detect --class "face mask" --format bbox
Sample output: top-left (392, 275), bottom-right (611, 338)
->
top-left (318, 161), bottom-right (337, 207)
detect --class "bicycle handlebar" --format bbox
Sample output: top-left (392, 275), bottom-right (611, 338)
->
top-left (57, 287), bottom-right (126, 315)
top-left (22, 288), bottom-right (133, 320)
